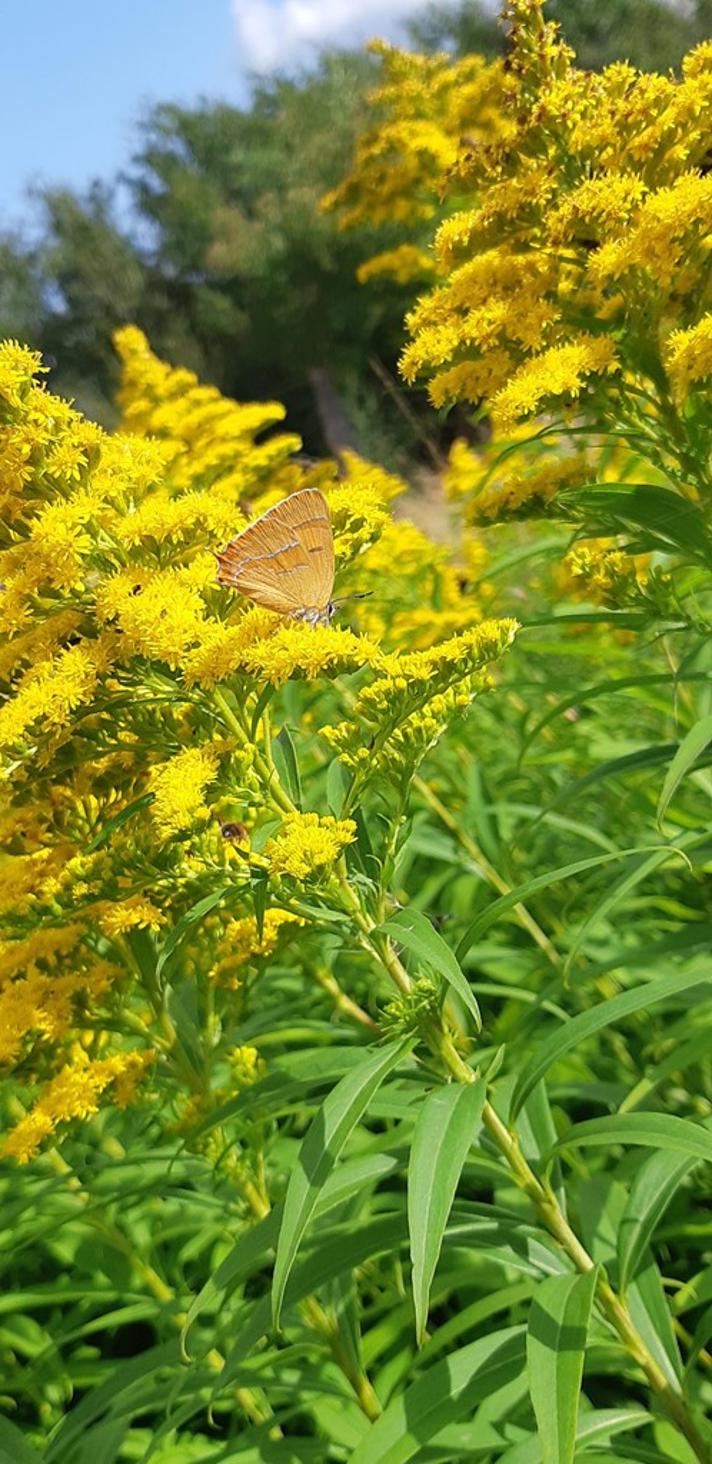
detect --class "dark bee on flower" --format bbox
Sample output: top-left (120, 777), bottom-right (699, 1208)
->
top-left (220, 821), bottom-right (249, 844)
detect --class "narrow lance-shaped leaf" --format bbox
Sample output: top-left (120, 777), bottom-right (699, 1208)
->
top-left (273, 724), bottom-right (302, 807)
top-left (657, 713), bottom-right (712, 825)
top-left (563, 845), bottom-right (689, 980)
top-left (456, 847), bottom-right (657, 962)
top-left (497, 1406), bottom-right (651, 1464)
top-left (408, 1080), bottom-right (486, 1344)
top-left (0, 1417), bottom-right (45, 1464)
top-left (349, 1327), bottom-right (525, 1464)
top-left (85, 791), bottom-right (155, 853)
top-left (380, 907), bottom-right (481, 1030)
top-left (553, 1113), bottom-right (712, 1166)
top-left (618, 1149), bottom-right (697, 1295)
top-left (155, 886), bottom-right (232, 983)
top-left (526, 1268), bottom-right (598, 1464)
top-left (511, 968), bottom-right (709, 1119)
top-left (272, 1037), bottom-right (413, 1327)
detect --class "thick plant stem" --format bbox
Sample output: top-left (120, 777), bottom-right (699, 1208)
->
top-left (212, 688), bottom-right (294, 814)
top-left (341, 895), bottom-right (711, 1463)
top-left (434, 1030), bottom-right (712, 1464)
top-left (302, 1296), bottom-right (381, 1421)
top-left (311, 964), bottom-right (378, 1030)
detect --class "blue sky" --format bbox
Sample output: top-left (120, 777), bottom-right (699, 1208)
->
top-left (1, 2), bottom-right (243, 230)
top-left (1, 0), bottom-right (440, 232)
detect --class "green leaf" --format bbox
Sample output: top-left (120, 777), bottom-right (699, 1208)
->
top-left (563, 845), bottom-right (687, 980)
top-left (457, 847), bottom-right (651, 961)
top-left (522, 671), bottom-right (711, 759)
top-left (526, 1269), bottom-right (598, 1464)
top-left (554, 1113), bottom-right (712, 1166)
top-left (326, 759), bottom-right (351, 816)
top-left (271, 1038), bottom-right (412, 1327)
top-left (181, 1208), bottom-right (281, 1357)
top-left (684, 1301), bottom-right (712, 1379)
top-left (155, 886), bottom-right (232, 983)
top-left (349, 1326), bottom-right (525, 1464)
top-left (497, 1406), bottom-right (651, 1464)
top-left (657, 714), bottom-right (712, 825)
top-left (408, 1080), bottom-right (486, 1344)
top-left (85, 792), bottom-right (155, 853)
top-left (249, 681), bottom-right (276, 740)
top-left (252, 866), bottom-right (268, 942)
top-left (561, 482), bottom-right (712, 563)
top-left (380, 907), bottom-right (481, 1031)
top-left (273, 724), bottom-right (302, 808)
top-left (0, 1418), bottom-right (45, 1464)
top-left (511, 969), bottom-right (709, 1118)
top-left (44, 1343), bottom-right (179, 1461)
top-left (618, 1150), bottom-right (697, 1294)
top-left (629, 1256), bottom-right (682, 1388)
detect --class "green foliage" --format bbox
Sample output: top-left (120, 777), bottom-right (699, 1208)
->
top-left (412, 0), bottom-right (712, 70)
top-left (5, 4), bottom-right (712, 1461)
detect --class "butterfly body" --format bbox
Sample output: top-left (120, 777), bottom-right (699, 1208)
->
top-left (216, 488), bottom-right (335, 623)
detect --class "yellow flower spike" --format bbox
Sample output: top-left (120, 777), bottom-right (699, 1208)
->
top-left (0, 644), bottom-right (101, 750)
top-left (100, 898), bottom-right (166, 937)
top-left (665, 313), bottom-right (712, 400)
top-left (0, 340), bottom-right (46, 409)
top-left (264, 813), bottom-right (357, 881)
top-left (148, 746), bottom-right (220, 838)
top-left (210, 910), bottom-right (304, 985)
top-left (491, 337), bottom-right (619, 431)
top-left (1, 1050), bottom-right (153, 1164)
top-left (240, 623), bottom-right (379, 688)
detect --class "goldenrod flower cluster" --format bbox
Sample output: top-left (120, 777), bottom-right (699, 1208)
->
top-left (400, 2), bottom-right (712, 470)
top-left (210, 910), bottom-right (304, 987)
top-left (0, 328), bottom-right (515, 1162)
top-left (330, 4), bottom-right (712, 557)
top-left (323, 617), bottom-right (517, 779)
top-left (264, 813), bottom-right (357, 881)
top-left (323, 42), bottom-right (506, 285)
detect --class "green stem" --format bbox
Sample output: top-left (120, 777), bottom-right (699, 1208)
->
top-left (338, 867), bottom-right (710, 1463)
top-left (212, 688), bottom-right (294, 815)
top-left (414, 775), bottom-right (561, 971)
top-left (434, 1029), bottom-right (711, 1464)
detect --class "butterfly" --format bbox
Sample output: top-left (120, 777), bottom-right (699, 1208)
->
top-left (216, 488), bottom-right (335, 627)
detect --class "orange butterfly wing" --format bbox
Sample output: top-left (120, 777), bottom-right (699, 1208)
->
top-left (216, 489), bottom-right (335, 615)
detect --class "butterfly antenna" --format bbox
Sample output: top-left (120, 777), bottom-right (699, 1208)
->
top-left (332, 591), bottom-right (373, 607)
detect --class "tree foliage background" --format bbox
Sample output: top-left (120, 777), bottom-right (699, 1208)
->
top-left (4, 0), bottom-right (712, 460)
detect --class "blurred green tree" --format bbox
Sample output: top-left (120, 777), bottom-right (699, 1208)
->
top-left (411, 0), bottom-right (712, 69)
top-left (2, 3), bottom-right (711, 453)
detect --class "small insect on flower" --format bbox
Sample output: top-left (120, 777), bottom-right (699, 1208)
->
top-left (216, 489), bottom-right (335, 627)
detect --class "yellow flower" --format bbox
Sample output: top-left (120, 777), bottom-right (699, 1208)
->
top-left (0, 643), bottom-right (101, 749)
top-left (264, 812), bottom-right (356, 880)
top-left (240, 623), bottom-right (378, 687)
top-left (100, 897), bottom-right (166, 936)
top-left (148, 746), bottom-right (219, 837)
top-left (491, 336), bottom-right (619, 429)
top-left (229, 1044), bottom-right (265, 1086)
top-left (182, 609), bottom-right (279, 690)
top-left (357, 245), bottom-right (436, 285)
top-left (112, 326), bottom-right (298, 497)
top-left (665, 313), bottom-right (712, 398)
top-left (96, 569), bottom-right (205, 669)
top-left (1, 1050), bottom-right (152, 1163)
top-left (322, 618), bottom-right (517, 772)
top-left (564, 539), bottom-right (649, 607)
top-left (0, 340), bottom-right (46, 409)
top-left (212, 909), bottom-right (304, 985)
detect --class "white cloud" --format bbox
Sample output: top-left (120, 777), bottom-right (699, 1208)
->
top-left (232, 0), bottom-right (433, 73)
